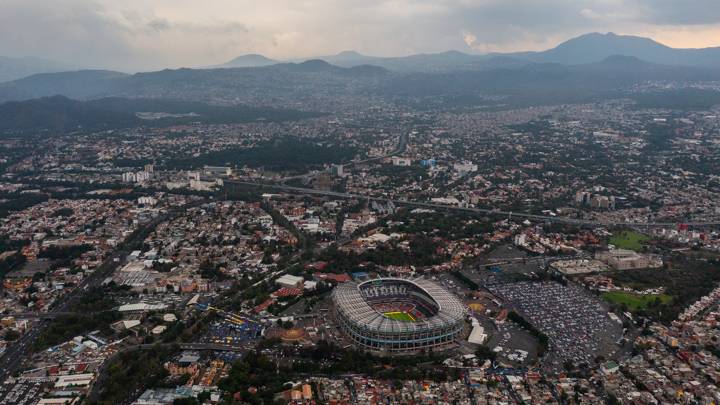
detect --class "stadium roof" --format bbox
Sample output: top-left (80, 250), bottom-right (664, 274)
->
top-left (333, 277), bottom-right (466, 334)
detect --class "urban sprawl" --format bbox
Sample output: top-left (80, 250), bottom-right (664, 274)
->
top-left (0, 94), bottom-right (719, 405)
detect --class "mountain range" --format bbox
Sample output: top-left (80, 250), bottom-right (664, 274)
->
top-left (214, 32), bottom-right (720, 72)
top-left (0, 59), bottom-right (389, 104)
top-left (1, 55), bottom-right (718, 110)
top-left (0, 56), bottom-right (75, 83)
top-left (504, 32), bottom-right (720, 67)
top-left (4, 32), bottom-right (719, 83)
top-left (1, 32), bottom-right (720, 114)
top-left (210, 54), bottom-right (278, 69)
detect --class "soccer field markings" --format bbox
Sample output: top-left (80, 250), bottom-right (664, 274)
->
top-left (383, 311), bottom-right (416, 321)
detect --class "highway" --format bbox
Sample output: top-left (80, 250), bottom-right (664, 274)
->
top-left (0, 210), bottom-right (179, 382)
top-left (12, 309), bottom-right (119, 319)
top-left (246, 130), bottom-right (719, 228)
top-left (475, 253), bottom-right (589, 269)
top-left (344, 132), bottom-right (409, 167)
top-left (11, 312), bottom-right (73, 319)
top-left (226, 180), bottom-right (720, 228)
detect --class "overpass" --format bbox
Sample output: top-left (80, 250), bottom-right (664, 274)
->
top-left (475, 253), bottom-right (590, 269)
top-left (11, 312), bottom-right (70, 319)
top-left (225, 180), bottom-right (720, 228)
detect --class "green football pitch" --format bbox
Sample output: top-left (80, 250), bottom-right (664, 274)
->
top-left (384, 311), bottom-right (415, 321)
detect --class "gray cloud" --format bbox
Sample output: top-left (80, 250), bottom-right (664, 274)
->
top-left (0, 0), bottom-right (718, 72)
top-left (631, 0), bottom-right (720, 25)
top-left (146, 19), bottom-right (172, 33)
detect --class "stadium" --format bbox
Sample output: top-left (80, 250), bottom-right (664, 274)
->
top-left (332, 277), bottom-right (466, 354)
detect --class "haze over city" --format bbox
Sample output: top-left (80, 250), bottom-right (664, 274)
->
top-left (1, 1), bottom-right (720, 404)
top-left (1, 0), bottom-right (720, 70)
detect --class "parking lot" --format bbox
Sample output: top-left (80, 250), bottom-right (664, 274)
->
top-left (487, 322), bottom-right (538, 367)
top-left (201, 314), bottom-right (263, 347)
top-left (0, 380), bottom-right (45, 405)
top-left (488, 281), bottom-right (623, 371)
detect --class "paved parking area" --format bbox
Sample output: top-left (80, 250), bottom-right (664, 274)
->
top-left (488, 322), bottom-right (539, 366)
top-left (0, 380), bottom-right (45, 405)
top-left (201, 316), bottom-right (263, 347)
top-left (488, 281), bottom-right (622, 371)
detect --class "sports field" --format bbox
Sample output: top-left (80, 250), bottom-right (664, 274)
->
top-left (384, 311), bottom-right (415, 321)
top-left (609, 230), bottom-right (649, 251)
top-left (601, 291), bottom-right (671, 311)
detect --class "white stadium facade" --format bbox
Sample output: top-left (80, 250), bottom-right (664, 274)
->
top-left (332, 277), bottom-right (466, 354)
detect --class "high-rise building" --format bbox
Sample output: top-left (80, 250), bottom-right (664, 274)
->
top-left (330, 164), bottom-right (344, 177)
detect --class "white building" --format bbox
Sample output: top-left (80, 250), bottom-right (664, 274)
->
top-left (391, 156), bottom-right (412, 166)
top-left (275, 274), bottom-right (304, 289)
top-left (468, 325), bottom-right (487, 345)
top-left (453, 162), bottom-right (478, 175)
top-left (595, 249), bottom-right (663, 270)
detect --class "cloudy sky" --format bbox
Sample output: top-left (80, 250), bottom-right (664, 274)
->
top-left (1, 0), bottom-right (719, 71)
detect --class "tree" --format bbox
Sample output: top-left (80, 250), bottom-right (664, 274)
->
top-left (3, 329), bottom-right (20, 341)
top-left (606, 393), bottom-right (621, 405)
top-left (475, 345), bottom-right (497, 362)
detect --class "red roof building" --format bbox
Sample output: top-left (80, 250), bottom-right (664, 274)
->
top-left (253, 298), bottom-right (275, 314)
top-left (314, 272), bottom-right (351, 283)
top-left (272, 287), bottom-right (303, 298)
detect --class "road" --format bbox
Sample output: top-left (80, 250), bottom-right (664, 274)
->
top-left (11, 312), bottom-right (78, 319)
top-left (345, 131), bottom-right (409, 167)
top-left (12, 308), bottom-right (121, 319)
top-left (0, 210), bottom-right (178, 382)
top-left (476, 253), bottom-right (589, 269)
top-left (226, 180), bottom-right (720, 228)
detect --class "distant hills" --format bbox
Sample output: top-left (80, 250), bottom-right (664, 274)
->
top-left (1, 32), bottom-right (720, 114)
top-left (0, 96), bottom-right (321, 133)
top-left (1, 55), bottom-right (718, 111)
top-left (307, 50), bottom-right (493, 73)
top-left (213, 54), bottom-right (279, 68)
top-left (0, 60), bottom-right (390, 105)
top-left (2, 70), bottom-right (129, 101)
top-left (212, 32), bottom-right (720, 73)
top-left (385, 55), bottom-right (720, 106)
top-left (504, 32), bottom-right (720, 67)
top-left (0, 56), bottom-right (75, 83)
top-left (3, 32), bottom-right (720, 83)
